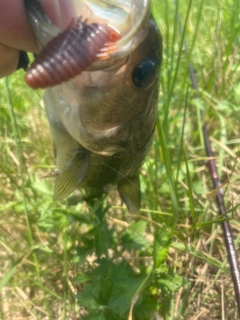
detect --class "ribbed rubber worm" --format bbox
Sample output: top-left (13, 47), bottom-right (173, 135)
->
top-left (24, 19), bottom-right (120, 89)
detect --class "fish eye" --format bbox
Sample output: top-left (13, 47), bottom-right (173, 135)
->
top-left (132, 57), bottom-right (159, 88)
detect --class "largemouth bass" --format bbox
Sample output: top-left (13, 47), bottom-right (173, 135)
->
top-left (24, 0), bottom-right (162, 213)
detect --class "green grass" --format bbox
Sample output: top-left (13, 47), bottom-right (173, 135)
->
top-left (1, 0), bottom-right (240, 319)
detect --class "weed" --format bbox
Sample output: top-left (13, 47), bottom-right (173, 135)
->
top-left (1, 0), bottom-right (240, 319)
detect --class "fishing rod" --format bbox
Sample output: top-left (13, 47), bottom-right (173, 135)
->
top-left (176, 3), bottom-right (240, 314)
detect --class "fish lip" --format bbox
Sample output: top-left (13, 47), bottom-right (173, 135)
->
top-left (113, 0), bottom-right (150, 53)
top-left (85, 0), bottom-right (151, 71)
top-left (24, 0), bottom-right (60, 48)
top-left (88, 0), bottom-right (151, 60)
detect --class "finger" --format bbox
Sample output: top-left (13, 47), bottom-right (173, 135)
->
top-left (0, 0), bottom-right (38, 52)
top-left (0, 44), bottom-right (19, 77)
top-left (0, 0), bottom-right (75, 78)
top-left (36, 0), bottom-right (75, 30)
top-left (58, 0), bottom-right (75, 29)
top-left (0, 0), bottom-right (75, 53)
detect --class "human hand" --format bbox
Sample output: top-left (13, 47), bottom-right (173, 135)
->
top-left (0, 0), bottom-right (74, 78)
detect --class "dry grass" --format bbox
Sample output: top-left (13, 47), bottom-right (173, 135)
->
top-left (1, 0), bottom-right (240, 319)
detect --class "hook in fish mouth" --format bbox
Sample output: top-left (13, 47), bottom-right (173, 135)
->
top-left (23, 0), bottom-right (151, 72)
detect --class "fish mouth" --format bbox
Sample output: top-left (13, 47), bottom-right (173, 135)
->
top-left (26, 0), bottom-right (151, 71)
top-left (73, 0), bottom-right (150, 53)
top-left (72, 0), bottom-right (151, 70)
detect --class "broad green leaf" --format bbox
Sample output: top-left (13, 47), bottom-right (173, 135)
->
top-left (109, 275), bottom-right (148, 317)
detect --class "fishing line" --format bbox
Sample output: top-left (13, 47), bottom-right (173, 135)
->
top-left (175, 1), bottom-right (240, 314)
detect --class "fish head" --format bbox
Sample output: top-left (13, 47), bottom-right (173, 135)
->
top-left (43, 0), bottom-right (162, 156)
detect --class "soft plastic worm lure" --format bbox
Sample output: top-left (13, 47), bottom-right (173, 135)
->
top-left (24, 19), bottom-right (120, 89)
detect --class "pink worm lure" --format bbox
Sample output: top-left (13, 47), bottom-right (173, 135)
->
top-left (24, 19), bottom-right (120, 89)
